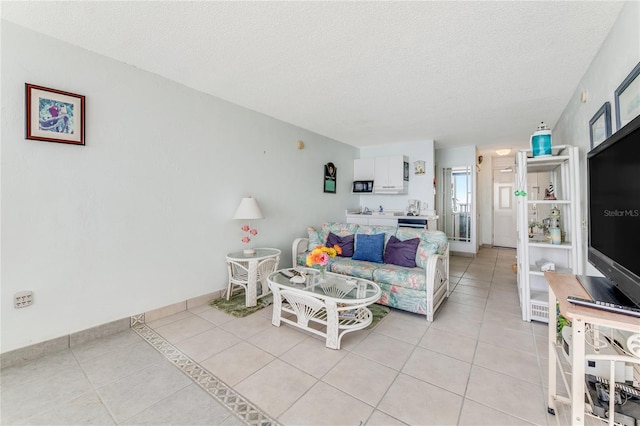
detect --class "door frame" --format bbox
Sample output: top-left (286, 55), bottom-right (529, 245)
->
top-left (492, 156), bottom-right (517, 248)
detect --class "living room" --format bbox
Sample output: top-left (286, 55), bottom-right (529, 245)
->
top-left (1, 2), bottom-right (639, 425)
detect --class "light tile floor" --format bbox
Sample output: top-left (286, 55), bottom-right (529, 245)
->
top-left (2, 248), bottom-right (568, 425)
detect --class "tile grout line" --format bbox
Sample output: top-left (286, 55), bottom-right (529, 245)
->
top-left (130, 317), bottom-right (279, 426)
top-left (67, 345), bottom-right (122, 425)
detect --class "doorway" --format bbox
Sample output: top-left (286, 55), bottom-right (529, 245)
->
top-left (492, 158), bottom-right (516, 248)
top-left (442, 166), bottom-right (472, 242)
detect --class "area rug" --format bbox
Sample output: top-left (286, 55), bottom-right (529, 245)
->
top-left (367, 303), bottom-right (391, 329)
top-left (210, 292), bottom-right (273, 318)
top-left (210, 291), bottom-right (391, 328)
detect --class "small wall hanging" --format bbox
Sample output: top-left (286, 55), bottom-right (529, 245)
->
top-left (614, 61), bottom-right (640, 130)
top-left (413, 160), bottom-right (425, 175)
top-left (25, 83), bottom-right (85, 145)
top-left (324, 162), bottom-right (336, 193)
top-left (589, 101), bottom-right (611, 149)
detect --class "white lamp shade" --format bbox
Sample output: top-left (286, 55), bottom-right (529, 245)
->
top-left (233, 197), bottom-right (264, 220)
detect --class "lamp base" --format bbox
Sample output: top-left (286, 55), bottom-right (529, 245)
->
top-left (243, 248), bottom-right (256, 255)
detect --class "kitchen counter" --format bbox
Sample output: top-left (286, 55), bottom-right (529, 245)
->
top-left (345, 212), bottom-right (438, 220)
top-left (345, 212), bottom-right (439, 229)
top-left (398, 214), bottom-right (439, 220)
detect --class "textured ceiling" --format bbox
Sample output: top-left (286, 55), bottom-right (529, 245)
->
top-left (1, 1), bottom-right (625, 150)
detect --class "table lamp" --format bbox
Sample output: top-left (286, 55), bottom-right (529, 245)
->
top-left (233, 197), bottom-right (264, 255)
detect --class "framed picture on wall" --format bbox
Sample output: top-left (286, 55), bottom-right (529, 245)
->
top-left (589, 101), bottom-right (611, 149)
top-left (25, 83), bottom-right (85, 145)
top-left (614, 62), bottom-right (640, 130)
top-left (324, 162), bottom-right (336, 193)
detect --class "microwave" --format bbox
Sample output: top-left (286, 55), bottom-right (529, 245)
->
top-left (352, 180), bottom-right (374, 193)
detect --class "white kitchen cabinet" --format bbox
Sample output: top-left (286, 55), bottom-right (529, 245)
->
top-left (345, 216), bottom-right (369, 225)
top-left (368, 217), bottom-right (398, 226)
top-left (373, 155), bottom-right (409, 194)
top-left (353, 158), bottom-right (375, 180)
top-left (515, 145), bottom-right (583, 322)
top-left (345, 215), bottom-right (399, 227)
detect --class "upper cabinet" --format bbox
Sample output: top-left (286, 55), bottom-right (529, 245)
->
top-left (374, 155), bottom-right (409, 194)
top-left (353, 158), bottom-right (375, 180)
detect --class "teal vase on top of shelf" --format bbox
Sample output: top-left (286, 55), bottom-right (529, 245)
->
top-left (531, 122), bottom-right (552, 157)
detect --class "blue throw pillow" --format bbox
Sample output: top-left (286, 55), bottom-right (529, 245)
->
top-left (326, 232), bottom-right (355, 257)
top-left (352, 233), bottom-right (385, 263)
top-left (384, 235), bottom-right (420, 268)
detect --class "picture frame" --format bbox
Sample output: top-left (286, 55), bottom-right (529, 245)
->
top-left (25, 83), bottom-right (85, 145)
top-left (614, 62), bottom-right (640, 130)
top-left (323, 162), bottom-right (336, 193)
top-left (413, 160), bottom-right (425, 175)
top-left (589, 101), bottom-right (611, 149)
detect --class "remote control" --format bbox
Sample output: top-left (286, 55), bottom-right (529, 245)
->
top-left (566, 296), bottom-right (640, 318)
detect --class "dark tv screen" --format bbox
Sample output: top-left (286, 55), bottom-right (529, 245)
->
top-left (588, 114), bottom-right (640, 306)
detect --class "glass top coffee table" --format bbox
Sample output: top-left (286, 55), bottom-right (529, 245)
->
top-left (267, 268), bottom-right (381, 349)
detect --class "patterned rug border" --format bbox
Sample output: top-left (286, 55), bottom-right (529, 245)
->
top-left (131, 319), bottom-right (278, 426)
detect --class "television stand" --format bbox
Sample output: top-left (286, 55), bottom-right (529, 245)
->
top-left (545, 272), bottom-right (640, 425)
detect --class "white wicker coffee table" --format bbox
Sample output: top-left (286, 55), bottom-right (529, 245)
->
top-left (267, 268), bottom-right (382, 349)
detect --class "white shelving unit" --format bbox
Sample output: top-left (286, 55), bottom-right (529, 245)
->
top-left (516, 145), bottom-right (583, 322)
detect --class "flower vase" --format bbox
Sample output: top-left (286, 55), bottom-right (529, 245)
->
top-left (319, 266), bottom-right (326, 282)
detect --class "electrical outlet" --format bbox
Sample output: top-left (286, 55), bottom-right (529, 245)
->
top-left (14, 291), bottom-right (33, 308)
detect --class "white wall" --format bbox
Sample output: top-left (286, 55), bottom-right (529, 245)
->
top-left (1, 22), bottom-right (359, 352)
top-left (477, 154), bottom-right (494, 246)
top-left (435, 145), bottom-right (477, 254)
top-left (475, 2), bottom-right (638, 250)
top-left (553, 1), bottom-right (640, 275)
top-left (358, 140), bottom-right (435, 214)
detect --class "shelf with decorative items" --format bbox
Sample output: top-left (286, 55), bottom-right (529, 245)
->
top-left (516, 144), bottom-right (583, 323)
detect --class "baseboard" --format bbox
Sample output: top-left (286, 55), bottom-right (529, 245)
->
top-left (451, 251), bottom-right (476, 258)
top-left (0, 317), bottom-right (130, 369)
top-left (0, 291), bottom-right (220, 369)
top-left (143, 291), bottom-right (220, 323)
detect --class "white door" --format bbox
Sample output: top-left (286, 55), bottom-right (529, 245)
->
top-left (493, 163), bottom-right (517, 248)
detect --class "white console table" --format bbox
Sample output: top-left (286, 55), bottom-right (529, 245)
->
top-left (545, 272), bottom-right (640, 425)
top-left (226, 248), bottom-right (281, 307)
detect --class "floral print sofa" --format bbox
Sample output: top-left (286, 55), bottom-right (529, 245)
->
top-left (292, 222), bottom-right (449, 321)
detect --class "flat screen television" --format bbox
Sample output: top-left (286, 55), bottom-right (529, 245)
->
top-left (586, 113), bottom-right (640, 308)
